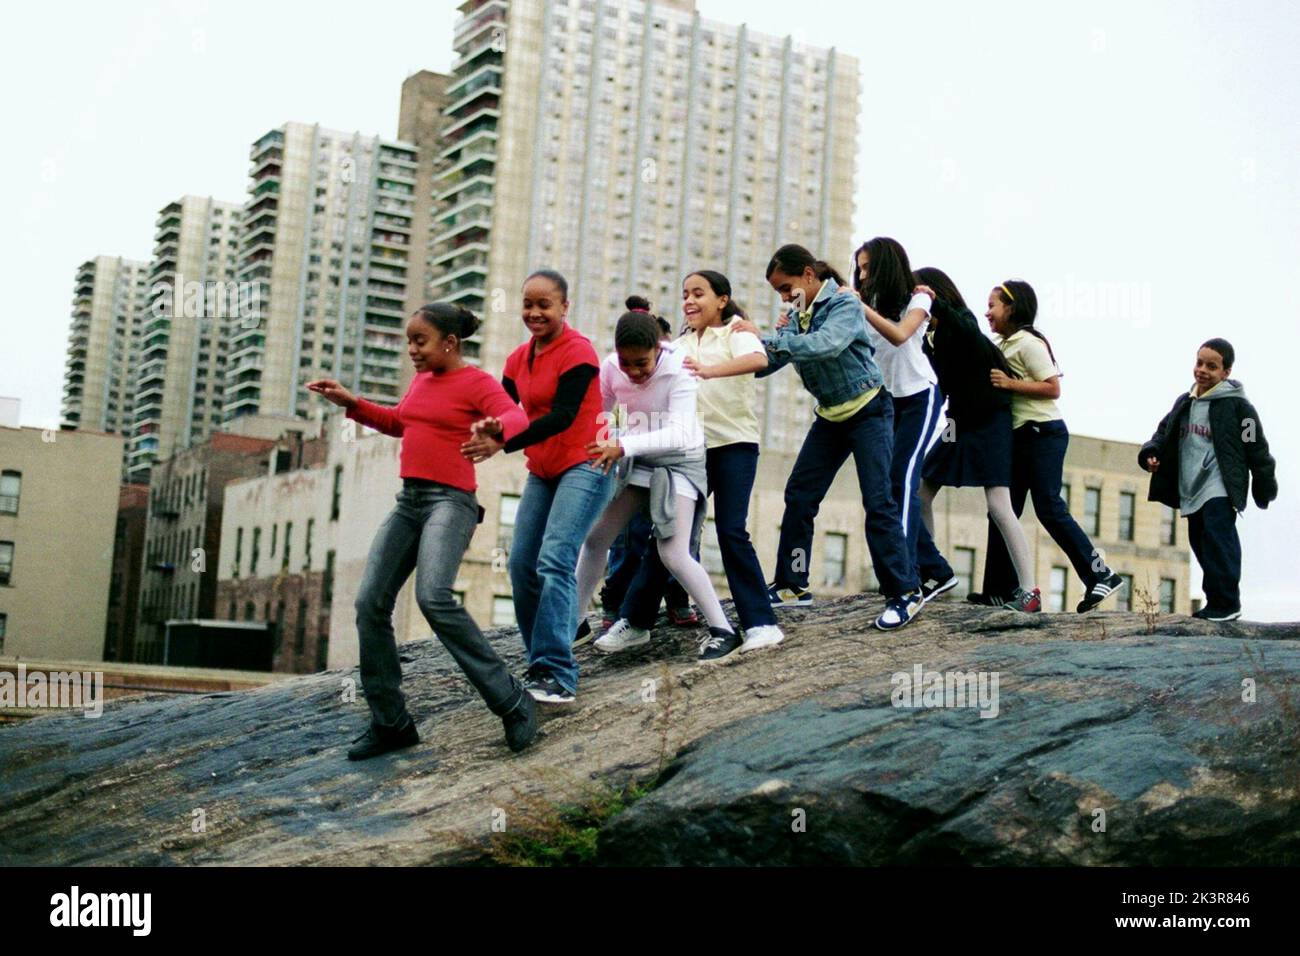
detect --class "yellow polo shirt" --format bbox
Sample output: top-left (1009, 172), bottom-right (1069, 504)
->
top-left (998, 328), bottom-right (1062, 429)
top-left (679, 318), bottom-right (766, 447)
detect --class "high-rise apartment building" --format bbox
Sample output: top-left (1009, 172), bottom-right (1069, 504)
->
top-left (423, 0), bottom-right (858, 453)
top-left (224, 123), bottom-right (420, 423)
top-left (127, 195), bottom-right (243, 481)
top-left (61, 256), bottom-right (151, 467)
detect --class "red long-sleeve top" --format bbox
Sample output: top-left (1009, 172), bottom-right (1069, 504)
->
top-left (345, 366), bottom-right (528, 492)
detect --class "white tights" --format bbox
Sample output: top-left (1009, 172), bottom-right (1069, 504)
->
top-left (575, 487), bottom-right (732, 632)
top-left (920, 482), bottom-right (1036, 592)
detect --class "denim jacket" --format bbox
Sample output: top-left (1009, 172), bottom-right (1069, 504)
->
top-left (756, 282), bottom-right (883, 407)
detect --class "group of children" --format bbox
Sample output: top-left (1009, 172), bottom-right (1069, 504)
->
top-left (307, 240), bottom-right (1278, 760)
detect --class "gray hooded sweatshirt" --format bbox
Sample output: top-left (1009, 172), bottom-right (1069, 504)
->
top-left (1179, 379), bottom-right (1243, 515)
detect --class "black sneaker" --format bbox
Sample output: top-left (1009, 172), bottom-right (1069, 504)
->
top-left (347, 715), bottom-right (419, 761)
top-left (1194, 606), bottom-right (1242, 622)
top-left (966, 591), bottom-right (1012, 607)
top-left (767, 583), bottom-right (814, 608)
top-left (698, 627), bottom-right (743, 663)
top-left (921, 576), bottom-right (960, 604)
top-left (573, 618), bottom-right (594, 648)
top-left (525, 670), bottom-right (575, 705)
top-left (1076, 571), bottom-right (1126, 613)
top-left (501, 690), bottom-right (538, 753)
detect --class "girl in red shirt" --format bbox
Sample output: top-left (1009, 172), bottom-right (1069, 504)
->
top-left (308, 303), bottom-right (538, 760)
top-left (460, 270), bottom-right (612, 705)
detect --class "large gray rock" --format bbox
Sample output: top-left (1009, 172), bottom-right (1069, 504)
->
top-left (598, 634), bottom-right (1300, 865)
top-left (1, 595), bottom-right (1295, 866)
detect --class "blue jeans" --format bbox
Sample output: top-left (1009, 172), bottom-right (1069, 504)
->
top-left (509, 463), bottom-right (614, 693)
top-left (623, 443), bottom-right (778, 631)
top-left (982, 419), bottom-right (1104, 596)
top-left (891, 386), bottom-right (954, 584)
top-left (774, 392), bottom-right (920, 598)
top-left (1187, 496), bottom-right (1241, 611)
top-left (355, 481), bottom-right (522, 728)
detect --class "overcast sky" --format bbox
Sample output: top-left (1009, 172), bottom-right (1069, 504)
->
top-left (2, 0), bottom-right (1296, 618)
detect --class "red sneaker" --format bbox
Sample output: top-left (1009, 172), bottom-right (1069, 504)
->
top-left (667, 606), bottom-right (699, 626)
top-left (1009, 587), bottom-right (1042, 613)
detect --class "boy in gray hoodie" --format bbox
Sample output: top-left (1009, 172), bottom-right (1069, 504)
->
top-left (1139, 338), bottom-right (1278, 620)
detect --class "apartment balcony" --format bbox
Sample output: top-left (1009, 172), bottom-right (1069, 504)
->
top-left (251, 178), bottom-right (280, 198)
top-left (155, 224), bottom-right (180, 245)
top-left (441, 148), bottom-right (497, 179)
top-left (444, 76), bottom-right (502, 117)
top-left (432, 261), bottom-right (490, 291)
top-left (431, 240), bottom-right (490, 269)
top-left (452, 35), bottom-right (504, 73)
top-left (377, 164), bottom-right (417, 185)
top-left (156, 203), bottom-right (182, 229)
top-left (224, 391), bottom-right (261, 417)
top-left (435, 172), bottom-right (495, 204)
top-left (441, 286), bottom-right (487, 307)
top-left (226, 335), bottom-right (264, 362)
top-left (440, 112), bottom-right (500, 149)
top-left (453, 0), bottom-right (507, 47)
top-left (433, 216), bottom-right (492, 246)
top-left (250, 149), bottom-right (283, 178)
top-left (445, 61), bottom-right (502, 100)
top-left (250, 129), bottom-right (284, 159)
top-left (137, 357), bottom-right (167, 384)
top-left (439, 193), bottom-right (494, 224)
top-left (247, 193), bottom-right (278, 217)
top-left (381, 149), bottom-right (418, 169)
top-left (371, 236), bottom-right (410, 254)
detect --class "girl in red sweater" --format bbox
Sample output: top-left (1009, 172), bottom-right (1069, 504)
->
top-left (308, 303), bottom-right (538, 760)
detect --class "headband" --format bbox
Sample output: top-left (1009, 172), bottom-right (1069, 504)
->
top-left (999, 284), bottom-right (1016, 302)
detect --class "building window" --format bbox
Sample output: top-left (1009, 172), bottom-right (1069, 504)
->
top-left (492, 596), bottom-right (515, 627)
top-left (0, 470), bottom-right (21, 515)
top-left (822, 532), bottom-right (847, 587)
top-left (0, 540), bottom-right (13, 586)
top-left (323, 550), bottom-right (336, 604)
top-left (244, 601), bottom-right (256, 622)
top-left (304, 518), bottom-right (314, 570)
top-left (1117, 573), bottom-right (1134, 612)
top-left (1161, 506), bottom-right (1176, 546)
top-left (701, 518), bottom-right (724, 574)
top-left (1118, 492), bottom-right (1135, 542)
top-left (270, 523), bottom-right (278, 557)
top-left (251, 527), bottom-right (261, 576)
top-left (952, 547), bottom-right (976, 597)
top-left (498, 493), bottom-right (520, 553)
top-left (234, 527), bottom-right (243, 576)
top-left (1159, 578), bottom-right (1175, 614)
top-left (0, 611), bottom-right (6, 654)
top-left (295, 598), bottom-right (308, 653)
top-left (1084, 487), bottom-right (1101, 536)
top-left (1048, 566), bottom-right (1068, 613)
top-left (331, 466), bottom-right (343, 520)
top-left (283, 521), bottom-right (293, 571)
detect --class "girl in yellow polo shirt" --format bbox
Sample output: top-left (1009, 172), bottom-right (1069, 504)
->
top-left (612, 272), bottom-right (785, 656)
top-left (980, 279), bottom-right (1125, 612)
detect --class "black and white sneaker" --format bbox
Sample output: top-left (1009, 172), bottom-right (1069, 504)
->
top-left (921, 576), bottom-right (959, 604)
top-left (573, 618), bottom-right (594, 648)
top-left (698, 627), bottom-right (743, 663)
top-left (966, 591), bottom-right (1012, 607)
top-left (525, 670), bottom-right (576, 705)
top-left (767, 583), bottom-right (814, 608)
top-left (1076, 571), bottom-right (1126, 613)
top-left (1193, 606), bottom-right (1243, 622)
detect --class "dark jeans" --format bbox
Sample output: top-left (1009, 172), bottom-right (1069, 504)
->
top-left (983, 419), bottom-right (1103, 596)
top-left (892, 386), bottom-right (954, 584)
top-left (601, 509), bottom-right (690, 616)
top-left (355, 481), bottom-right (521, 728)
top-left (1187, 496), bottom-right (1241, 611)
top-left (623, 443), bottom-right (778, 631)
top-left (774, 392), bottom-right (920, 598)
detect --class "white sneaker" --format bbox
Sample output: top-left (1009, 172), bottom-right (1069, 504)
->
top-left (593, 619), bottom-right (651, 654)
top-left (740, 624), bottom-right (785, 653)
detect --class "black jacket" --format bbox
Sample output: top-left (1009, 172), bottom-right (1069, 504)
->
top-left (1138, 383), bottom-right (1278, 513)
top-left (924, 297), bottom-right (1013, 426)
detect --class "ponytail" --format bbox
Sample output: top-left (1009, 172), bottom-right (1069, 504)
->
top-left (686, 269), bottom-right (746, 322)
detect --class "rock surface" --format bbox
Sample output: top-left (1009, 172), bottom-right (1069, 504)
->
top-left (1, 595), bottom-right (1297, 866)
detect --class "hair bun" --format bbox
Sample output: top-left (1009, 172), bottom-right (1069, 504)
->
top-left (457, 306), bottom-right (481, 339)
top-left (625, 295), bottom-right (652, 313)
